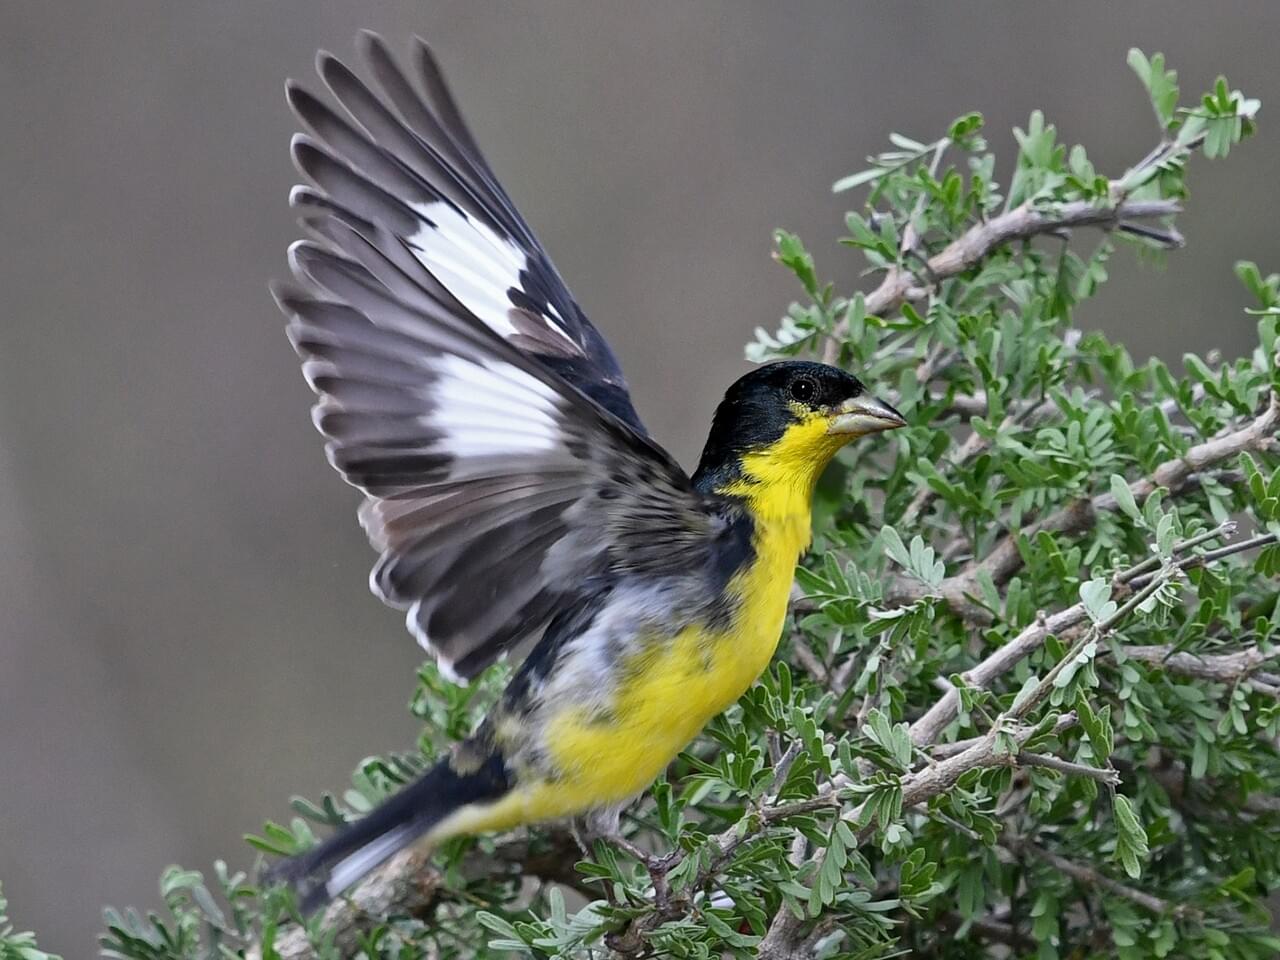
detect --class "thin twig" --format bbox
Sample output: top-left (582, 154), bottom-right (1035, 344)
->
top-left (1017, 751), bottom-right (1121, 785)
top-left (1130, 533), bottom-right (1278, 588)
top-left (1117, 521), bottom-right (1238, 585)
top-left (899, 139), bottom-right (949, 263)
top-left (1016, 841), bottom-right (1193, 917)
top-left (937, 911), bottom-right (1037, 950)
top-left (930, 711), bottom-right (1077, 760)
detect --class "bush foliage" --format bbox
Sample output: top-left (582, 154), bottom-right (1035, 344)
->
top-left (74, 49), bottom-right (1280, 959)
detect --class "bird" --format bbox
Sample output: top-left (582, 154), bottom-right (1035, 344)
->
top-left (268, 32), bottom-right (906, 911)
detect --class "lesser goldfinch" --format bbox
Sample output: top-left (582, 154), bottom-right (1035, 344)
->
top-left (269, 33), bottom-right (905, 909)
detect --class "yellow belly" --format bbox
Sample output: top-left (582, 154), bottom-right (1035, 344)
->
top-left (543, 617), bottom-right (782, 804)
top-left (446, 512), bottom-right (808, 834)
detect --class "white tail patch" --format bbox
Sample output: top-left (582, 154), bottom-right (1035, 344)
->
top-left (324, 824), bottom-right (417, 900)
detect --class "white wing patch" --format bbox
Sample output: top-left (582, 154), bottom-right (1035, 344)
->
top-left (431, 355), bottom-right (562, 457)
top-left (407, 200), bottom-right (523, 337)
top-left (407, 200), bottom-right (577, 347)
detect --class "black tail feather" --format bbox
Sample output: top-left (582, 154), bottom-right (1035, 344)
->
top-left (265, 751), bottom-right (509, 912)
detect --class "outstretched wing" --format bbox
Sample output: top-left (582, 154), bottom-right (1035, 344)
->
top-left (286, 31), bottom-right (644, 432)
top-left (277, 40), bottom-right (721, 680)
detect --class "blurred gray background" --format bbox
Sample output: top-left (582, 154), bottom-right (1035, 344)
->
top-left (2, 1), bottom-right (1278, 953)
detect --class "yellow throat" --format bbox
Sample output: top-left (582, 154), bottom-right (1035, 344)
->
top-left (723, 407), bottom-right (847, 596)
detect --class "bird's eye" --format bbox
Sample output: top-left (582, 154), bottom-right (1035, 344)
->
top-left (789, 376), bottom-right (817, 405)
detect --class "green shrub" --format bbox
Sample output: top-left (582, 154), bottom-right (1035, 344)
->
top-left (87, 49), bottom-right (1280, 960)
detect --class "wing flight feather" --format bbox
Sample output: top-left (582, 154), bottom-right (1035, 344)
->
top-left (277, 36), bottom-right (721, 679)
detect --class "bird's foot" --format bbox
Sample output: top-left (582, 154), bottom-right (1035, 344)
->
top-left (571, 809), bottom-right (674, 875)
top-left (576, 823), bottom-right (677, 914)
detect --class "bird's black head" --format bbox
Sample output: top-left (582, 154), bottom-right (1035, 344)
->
top-left (691, 360), bottom-right (905, 494)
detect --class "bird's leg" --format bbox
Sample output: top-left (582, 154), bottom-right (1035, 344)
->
top-left (568, 817), bottom-right (596, 860)
top-left (569, 806), bottom-right (622, 857)
top-left (570, 808), bottom-right (632, 908)
top-left (572, 807), bottom-right (678, 911)
top-left (582, 805), bottom-right (668, 863)
top-left (573, 806), bottom-right (659, 865)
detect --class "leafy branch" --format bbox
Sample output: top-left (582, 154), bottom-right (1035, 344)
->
top-left (815, 50), bottom-right (1258, 364)
top-left (884, 394), bottom-right (1280, 622)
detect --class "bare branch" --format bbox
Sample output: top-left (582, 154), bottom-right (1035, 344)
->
top-left (1121, 642), bottom-right (1280, 698)
top-left (822, 198), bottom-right (1179, 362)
top-left (1123, 642), bottom-right (1275, 680)
top-left (820, 121), bottom-right (1225, 366)
top-left (756, 911), bottom-right (808, 959)
top-left (790, 637), bottom-right (829, 682)
top-left (1243, 792), bottom-right (1280, 815)
top-left (251, 847), bottom-right (440, 960)
top-left (1016, 841), bottom-right (1192, 917)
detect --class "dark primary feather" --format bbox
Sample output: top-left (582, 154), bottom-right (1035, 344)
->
top-left (277, 35), bottom-right (729, 680)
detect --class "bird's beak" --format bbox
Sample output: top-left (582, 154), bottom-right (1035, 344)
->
top-left (826, 393), bottom-right (907, 435)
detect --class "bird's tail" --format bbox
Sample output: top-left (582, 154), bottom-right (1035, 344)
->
top-left (266, 750), bottom-right (510, 912)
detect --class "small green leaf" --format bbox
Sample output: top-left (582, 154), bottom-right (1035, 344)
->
top-left (1079, 579), bottom-right (1117, 624)
top-left (1110, 474), bottom-right (1142, 523)
top-left (1113, 795), bottom-right (1150, 879)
